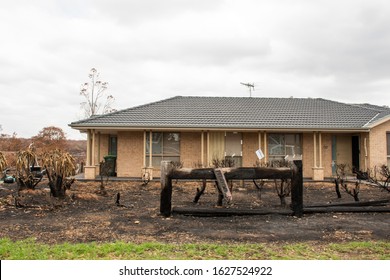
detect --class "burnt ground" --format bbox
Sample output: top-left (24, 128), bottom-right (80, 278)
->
top-left (0, 179), bottom-right (389, 245)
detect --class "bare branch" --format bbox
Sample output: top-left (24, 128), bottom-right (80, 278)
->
top-left (79, 68), bottom-right (115, 118)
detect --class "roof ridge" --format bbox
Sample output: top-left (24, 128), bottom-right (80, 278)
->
top-left (350, 103), bottom-right (390, 112)
top-left (177, 95), bottom-right (319, 100)
top-left (314, 98), bottom-right (390, 113)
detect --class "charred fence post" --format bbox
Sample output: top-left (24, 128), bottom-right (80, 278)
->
top-left (291, 160), bottom-right (303, 217)
top-left (160, 160), bottom-right (302, 217)
top-left (160, 161), bottom-right (174, 217)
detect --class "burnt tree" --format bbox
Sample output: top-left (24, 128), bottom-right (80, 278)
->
top-left (42, 150), bottom-right (76, 198)
top-left (335, 164), bottom-right (360, 201)
top-left (16, 148), bottom-right (43, 190)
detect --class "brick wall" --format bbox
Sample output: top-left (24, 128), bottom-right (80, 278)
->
top-left (369, 120), bottom-right (390, 168)
top-left (302, 133), bottom-right (314, 178)
top-left (116, 131), bottom-right (144, 177)
top-left (96, 134), bottom-right (109, 163)
top-left (180, 132), bottom-right (202, 168)
top-left (93, 129), bottom-right (388, 180)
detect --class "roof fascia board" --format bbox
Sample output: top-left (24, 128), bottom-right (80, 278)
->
top-left (71, 126), bottom-right (370, 133)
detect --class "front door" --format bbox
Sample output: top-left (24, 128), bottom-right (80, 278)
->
top-left (352, 136), bottom-right (360, 172)
top-left (332, 134), bottom-right (359, 175)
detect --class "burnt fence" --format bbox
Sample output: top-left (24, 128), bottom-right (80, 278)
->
top-left (160, 160), bottom-right (303, 217)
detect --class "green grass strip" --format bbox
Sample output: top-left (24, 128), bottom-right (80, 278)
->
top-left (1, 238), bottom-right (389, 260)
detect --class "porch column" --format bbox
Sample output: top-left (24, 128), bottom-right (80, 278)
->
top-left (86, 129), bottom-right (91, 166)
top-left (364, 137), bottom-right (368, 171)
top-left (142, 131), bottom-right (153, 180)
top-left (149, 131), bottom-right (153, 167)
top-left (201, 131), bottom-right (204, 167)
top-left (84, 129), bottom-right (97, 179)
top-left (313, 132), bottom-right (317, 168)
top-left (318, 132), bottom-right (323, 168)
top-left (312, 132), bottom-right (324, 180)
top-left (143, 131), bottom-right (146, 167)
top-left (263, 132), bottom-right (268, 162)
top-left (257, 131), bottom-right (264, 164)
top-left (91, 129), bottom-right (96, 166)
top-left (207, 131), bottom-right (210, 167)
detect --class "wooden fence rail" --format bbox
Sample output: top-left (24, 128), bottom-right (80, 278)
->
top-left (160, 160), bottom-right (303, 217)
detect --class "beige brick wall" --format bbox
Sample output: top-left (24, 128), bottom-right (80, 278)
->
top-left (97, 134), bottom-right (109, 163)
top-left (180, 132), bottom-right (202, 168)
top-left (116, 131), bottom-right (144, 177)
top-left (93, 129), bottom-right (387, 180)
top-left (302, 133), bottom-right (314, 178)
top-left (369, 120), bottom-right (390, 169)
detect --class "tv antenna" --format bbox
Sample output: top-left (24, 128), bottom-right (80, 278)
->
top-left (240, 82), bottom-right (255, 97)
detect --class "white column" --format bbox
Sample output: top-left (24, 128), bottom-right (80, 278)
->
top-left (143, 131), bottom-right (146, 167)
top-left (313, 132), bottom-right (317, 168)
top-left (364, 137), bottom-right (368, 170)
top-left (91, 129), bottom-right (96, 166)
top-left (263, 131), bottom-right (267, 162)
top-left (86, 129), bottom-right (91, 166)
top-left (207, 131), bottom-right (210, 167)
top-left (201, 131), bottom-right (204, 167)
top-left (149, 131), bottom-right (153, 167)
top-left (318, 132), bottom-right (322, 168)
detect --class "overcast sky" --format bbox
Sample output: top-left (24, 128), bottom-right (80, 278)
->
top-left (1, 0), bottom-right (390, 140)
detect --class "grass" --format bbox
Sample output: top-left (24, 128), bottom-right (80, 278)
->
top-left (1, 238), bottom-right (389, 260)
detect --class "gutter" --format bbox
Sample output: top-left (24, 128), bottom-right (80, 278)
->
top-left (69, 124), bottom-right (371, 134)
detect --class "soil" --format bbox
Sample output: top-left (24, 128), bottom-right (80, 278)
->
top-left (0, 179), bottom-right (389, 245)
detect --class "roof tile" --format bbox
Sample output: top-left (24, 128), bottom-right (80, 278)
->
top-left (70, 96), bottom-right (390, 130)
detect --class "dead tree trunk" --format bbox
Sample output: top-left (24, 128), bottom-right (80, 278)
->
top-left (334, 178), bottom-right (342, 198)
top-left (193, 179), bottom-right (207, 203)
top-left (274, 179), bottom-right (291, 207)
top-left (48, 174), bottom-right (66, 198)
top-left (160, 161), bottom-right (174, 217)
top-left (291, 160), bottom-right (303, 217)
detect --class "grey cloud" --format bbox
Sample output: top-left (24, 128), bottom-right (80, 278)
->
top-left (92, 0), bottom-right (224, 24)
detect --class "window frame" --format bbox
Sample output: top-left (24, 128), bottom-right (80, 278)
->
top-left (108, 135), bottom-right (117, 156)
top-left (268, 133), bottom-right (302, 162)
top-left (145, 132), bottom-right (180, 167)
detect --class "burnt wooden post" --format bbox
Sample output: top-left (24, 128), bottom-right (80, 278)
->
top-left (160, 162), bottom-right (301, 217)
top-left (160, 161), bottom-right (174, 217)
top-left (291, 160), bottom-right (303, 217)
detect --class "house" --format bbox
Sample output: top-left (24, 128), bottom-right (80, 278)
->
top-left (69, 96), bottom-right (390, 180)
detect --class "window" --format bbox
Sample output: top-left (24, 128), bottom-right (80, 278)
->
top-left (268, 133), bottom-right (302, 162)
top-left (387, 133), bottom-right (390, 166)
top-left (225, 132), bottom-right (242, 167)
top-left (146, 132), bottom-right (180, 167)
top-left (109, 136), bottom-right (117, 156)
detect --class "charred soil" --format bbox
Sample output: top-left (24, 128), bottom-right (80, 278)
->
top-left (0, 179), bottom-right (389, 245)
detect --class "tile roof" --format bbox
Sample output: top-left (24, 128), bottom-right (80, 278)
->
top-left (69, 96), bottom-right (390, 130)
